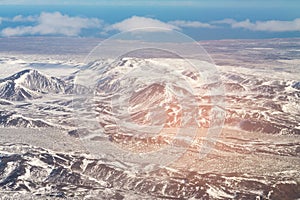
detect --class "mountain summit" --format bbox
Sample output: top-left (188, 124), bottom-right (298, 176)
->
top-left (0, 69), bottom-right (66, 101)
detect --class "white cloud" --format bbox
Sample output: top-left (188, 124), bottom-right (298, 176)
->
top-left (169, 20), bottom-right (214, 28)
top-left (211, 18), bottom-right (236, 25)
top-left (12, 15), bottom-right (37, 22)
top-left (105, 16), bottom-right (179, 32)
top-left (215, 18), bottom-right (300, 32)
top-left (1, 12), bottom-right (102, 36)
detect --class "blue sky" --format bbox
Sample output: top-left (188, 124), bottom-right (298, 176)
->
top-left (0, 0), bottom-right (299, 40)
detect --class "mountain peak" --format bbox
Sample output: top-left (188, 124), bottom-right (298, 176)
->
top-left (0, 69), bottom-right (66, 101)
top-left (0, 69), bottom-right (33, 83)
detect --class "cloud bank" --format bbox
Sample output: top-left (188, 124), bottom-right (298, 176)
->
top-left (105, 16), bottom-right (179, 32)
top-left (1, 13), bottom-right (300, 37)
top-left (214, 18), bottom-right (300, 32)
top-left (12, 15), bottom-right (36, 22)
top-left (169, 20), bottom-right (214, 28)
top-left (1, 12), bottom-right (101, 36)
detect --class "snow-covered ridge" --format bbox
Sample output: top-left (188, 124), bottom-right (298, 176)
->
top-left (0, 142), bottom-right (299, 199)
top-left (0, 57), bottom-right (299, 134)
top-left (78, 57), bottom-right (300, 136)
top-left (13, 69), bottom-right (66, 93)
top-left (0, 69), bottom-right (66, 101)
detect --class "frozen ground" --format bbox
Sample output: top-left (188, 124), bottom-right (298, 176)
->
top-left (0, 127), bottom-right (299, 199)
top-left (0, 37), bottom-right (299, 199)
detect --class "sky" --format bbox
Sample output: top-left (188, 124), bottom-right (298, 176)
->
top-left (0, 0), bottom-right (299, 40)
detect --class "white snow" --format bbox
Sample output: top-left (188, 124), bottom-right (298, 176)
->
top-left (206, 184), bottom-right (235, 199)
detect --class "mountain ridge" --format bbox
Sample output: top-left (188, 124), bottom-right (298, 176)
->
top-left (0, 69), bottom-right (66, 101)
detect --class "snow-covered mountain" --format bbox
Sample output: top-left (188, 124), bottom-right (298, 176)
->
top-left (0, 38), bottom-right (300, 199)
top-left (0, 69), bottom-right (66, 101)
top-left (75, 57), bottom-right (300, 140)
top-left (0, 110), bottom-right (51, 128)
top-left (0, 142), bottom-right (299, 199)
top-left (0, 58), bottom-right (299, 135)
